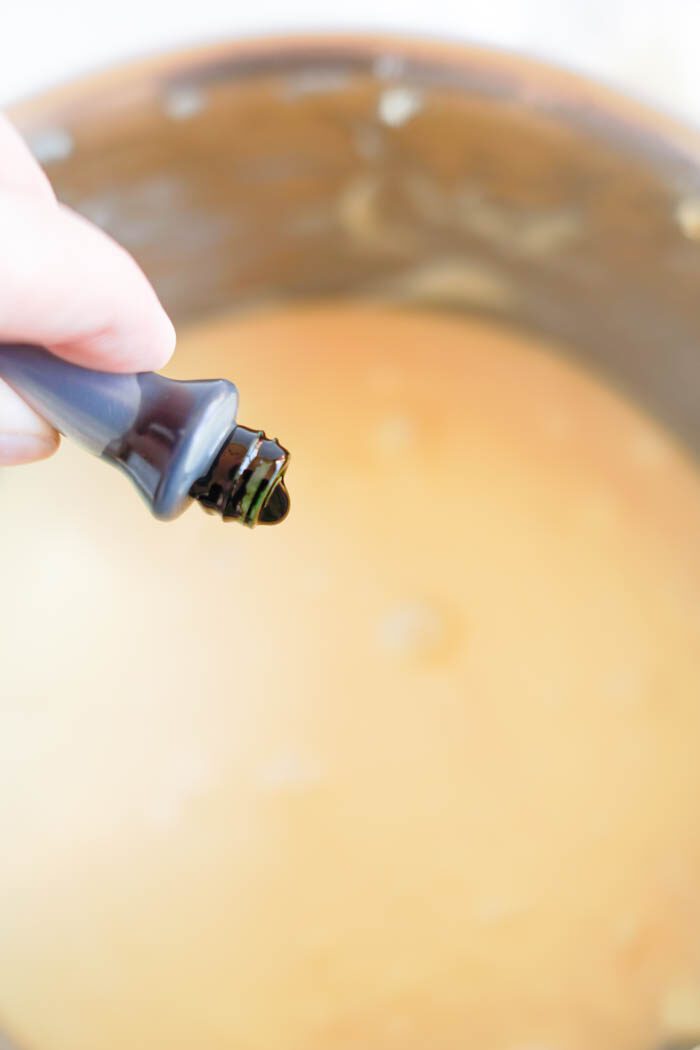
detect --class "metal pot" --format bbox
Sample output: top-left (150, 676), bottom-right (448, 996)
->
top-left (5, 34), bottom-right (700, 1050)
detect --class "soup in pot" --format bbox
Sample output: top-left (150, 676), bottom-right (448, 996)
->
top-left (2, 302), bottom-right (700, 1050)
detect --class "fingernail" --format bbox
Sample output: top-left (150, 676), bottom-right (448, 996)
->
top-left (0, 432), bottom-right (58, 465)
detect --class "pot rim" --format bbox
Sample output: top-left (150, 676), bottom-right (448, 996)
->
top-left (8, 31), bottom-right (700, 178)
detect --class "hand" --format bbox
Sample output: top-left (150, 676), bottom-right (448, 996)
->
top-left (0, 114), bottom-right (175, 465)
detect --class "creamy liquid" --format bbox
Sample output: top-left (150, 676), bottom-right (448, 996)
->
top-left (3, 303), bottom-right (700, 1050)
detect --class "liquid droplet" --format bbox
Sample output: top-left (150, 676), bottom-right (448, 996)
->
top-left (259, 481), bottom-right (290, 524)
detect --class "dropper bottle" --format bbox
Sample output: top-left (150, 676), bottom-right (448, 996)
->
top-left (0, 344), bottom-right (290, 527)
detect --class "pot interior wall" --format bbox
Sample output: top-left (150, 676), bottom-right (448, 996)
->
top-left (19, 40), bottom-right (700, 451)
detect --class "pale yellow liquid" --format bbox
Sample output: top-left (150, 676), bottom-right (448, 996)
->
top-left (3, 304), bottom-right (700, 1050)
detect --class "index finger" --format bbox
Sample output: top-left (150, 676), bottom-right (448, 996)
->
top-left (0, 191), bottom-right (176, 373)
top-left (0, 113), bottom-right (55, 201)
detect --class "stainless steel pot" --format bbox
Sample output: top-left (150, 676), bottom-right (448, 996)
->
top-left (5, 34), bottom-right (700, 1050)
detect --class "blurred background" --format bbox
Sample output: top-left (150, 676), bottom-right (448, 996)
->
top-left (4, 0), bottom-right (700, 121)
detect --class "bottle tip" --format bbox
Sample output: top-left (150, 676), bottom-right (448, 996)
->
top-left (190, 424), bottom-right (291, 528)
top-left (259, 480), bottom-right (290, 525)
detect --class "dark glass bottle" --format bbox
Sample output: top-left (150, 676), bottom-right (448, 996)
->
top-left (0, 345), bottom-right (290, 526)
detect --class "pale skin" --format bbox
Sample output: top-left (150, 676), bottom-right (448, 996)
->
top-left (0, 114), bottom-right (175, 465)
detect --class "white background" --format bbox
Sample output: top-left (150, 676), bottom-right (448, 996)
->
top-left (3, 0), bottom-right (700, 124)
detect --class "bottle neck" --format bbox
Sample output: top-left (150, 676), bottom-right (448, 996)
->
top-left (189, 424), bottom-right (290, 527)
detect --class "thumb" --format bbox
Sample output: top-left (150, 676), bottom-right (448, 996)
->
top-left (0, 378), bottom-right (59, 465)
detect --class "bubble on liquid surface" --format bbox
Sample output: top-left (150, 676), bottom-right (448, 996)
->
top-left (374, 415), bottom-right (415, 456)
top-left (377, 599), bottom-right (457, 662)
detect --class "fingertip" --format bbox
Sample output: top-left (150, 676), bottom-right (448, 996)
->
top-left (48, 209), bottom-right (177, 373)
top-left (0, 193), bottom-right (178, 375)
top-left (57, 301), bottom-right (177, 374)
top-left (147, 308), bottom-right (177, 372)
top-left (72, 212), bottom-right (177, 373)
